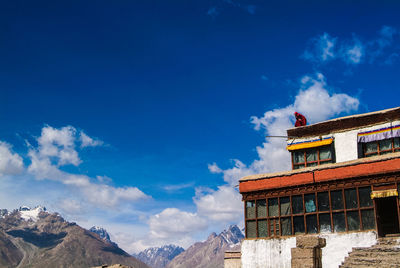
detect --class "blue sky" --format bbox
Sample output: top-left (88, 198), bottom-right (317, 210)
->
top-left (1, 0), bottom-right (400, 253)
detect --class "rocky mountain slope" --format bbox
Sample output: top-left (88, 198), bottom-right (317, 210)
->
top-left (165, 225), bottom-right (243, 268)
top-left (133, 244), bottom-right (184, 268)
top-left (0, 207), bottom-right (149, 268)
top-left (89, 226), bottom-right (118, 247)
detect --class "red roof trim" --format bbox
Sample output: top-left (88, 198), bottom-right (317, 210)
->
top-left (239, 158), bottom-right (400, 193)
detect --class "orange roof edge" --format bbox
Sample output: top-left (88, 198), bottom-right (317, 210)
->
top-left (239, 157), bottom-right (400, 193)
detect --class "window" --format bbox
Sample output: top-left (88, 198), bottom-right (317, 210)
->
top-left (292, 145), bottom-right (334, 169)
top-left (244, 186), bottom-right (375, 239)
top-left (362, 137), bottom-right (400, 157)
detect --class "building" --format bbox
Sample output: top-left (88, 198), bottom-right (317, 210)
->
top-left (238, 107), bottom-right (400, 268)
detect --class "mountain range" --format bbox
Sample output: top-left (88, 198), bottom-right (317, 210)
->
top-left (133, 244), bottom-right (184, 268)
top-left (0, 206), bottom-right (243, 268)
top-left (0, 206), bottom-right (148, 268)
top-left (134, 225), bottom-right (244, 268)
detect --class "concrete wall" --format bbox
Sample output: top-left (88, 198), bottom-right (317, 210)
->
top-left (241, 232), bottom-right (377, 268)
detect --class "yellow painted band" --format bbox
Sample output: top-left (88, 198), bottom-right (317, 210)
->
top-left (370, 189), bottom-right (398, 199)
top-left (286, 139), bottom-right (333, 151)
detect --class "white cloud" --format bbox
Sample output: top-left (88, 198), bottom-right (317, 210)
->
top-left (216, 73), bottom-right (359, 187)
top-left (37, 125), bottom-right (81, 166)
top-left (302, 33), bottom-right (337, 63)
top-left (194, 186), bottom-right (243, 222)
top-left (294, 74), bottom-right (360, 123)
top-left (27, 125), bottom-right (150, 210)
top-left (147, 208), bottom-right (207, 248)
top-left (0, 141), bottom-right (24, 176)
top-left (342, 41), bottom-right (364, 64)
top-left (208, 162), bottom-right (222, 174)
top-left (80, 131), bottom-right (104, 148)
top-left (163, 182), bottom-right (194, 192)
top-left (303, 26), bottom-right (398, 66)
top-left (58, 199), bottom-right (87, 215)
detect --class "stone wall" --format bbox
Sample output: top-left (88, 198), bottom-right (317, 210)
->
top-left (224, 251), bottom-right (241, 268)
top-left (291, 236), bottom-right (326, 268)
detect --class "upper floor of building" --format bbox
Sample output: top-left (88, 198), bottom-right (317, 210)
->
top-left (287, 106), bottom-right (400, 170)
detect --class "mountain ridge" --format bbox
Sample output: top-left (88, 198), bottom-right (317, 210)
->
top-left (0, 207), bottom-right (149, 268)
top-left (134, 225), bottom-right (243, 268)
top-left (165, 225), bottom-right (243, 268)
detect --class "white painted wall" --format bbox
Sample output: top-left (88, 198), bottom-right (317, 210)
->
top-left (332, 120), bottom-right (400, 163)
top-left (241, 237), bottom-right (296, 268)
top-left (333, 130), bottom-right (359, 163)
top-left (241, 232), bottom-right (377, 268)
top-left (320, 231), bottom-right (377, 268)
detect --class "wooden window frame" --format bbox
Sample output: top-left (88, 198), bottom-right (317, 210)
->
top-left (291, 145), bottom-right (334, 170)
top-left (363, 137), bottom-right (400, 157)
top-left (244, 185), bottom-right (377, 239)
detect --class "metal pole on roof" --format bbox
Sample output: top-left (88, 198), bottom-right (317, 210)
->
top-left (265, 135), bottom-right (298, 138)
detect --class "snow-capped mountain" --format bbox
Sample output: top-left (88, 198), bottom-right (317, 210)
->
top-left (0, 209), bottom-right (9, 218)
top-left (89, 226), bottom-right (118, 247)
top-left (165, 225), bottom-right (244, 268)
top-left (133, 244), bottom-right (184, 268)
top-left (0, 207), bottom-right (149, 268)
top-left (18, 206), bottom-right (47, 222)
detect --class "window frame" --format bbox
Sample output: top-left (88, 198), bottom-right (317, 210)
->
top-left (244, 185), bottom-right (376, 239)
top-left (362, 137), bottom-right (400, 157)
top-left (291, 145), bottom-right (334, 170)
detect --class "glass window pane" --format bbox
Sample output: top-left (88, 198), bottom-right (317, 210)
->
top-left (246, 201), bottom-right (256, 218)
top-left (307, 162), bottom-right (318, 167)
top-left (319, 214), bottom-right (332, 233)
top-left (359, 187), bottom-right (372, 207)
top-left (292, 195), bottom-right (303, 214)
top-left (319, 146), bottom-right (332, 160)
top-left (293, 216), bottom-right (305, 234)
top-left (394, 138), bottom-right (400, 149)
top-left (361, 209), bottom-right (376, 230)
top-left (258, 220), bottom-right (268, 237)
top-left (257, 200), bottom-right (267, 218)
top-left (246, 220), bottom-right (256, 238)
top-left (365, 142), bottom-right (378, 154)
top-left (268, 198), bottom-right (279, 217)
top-left (331, 190), bottom-right (344, 210)
top-left (333, 212), bottom-right (346, 232)
top-left (347, 211), bottom-right (360, 231)
top-left (379, 139), bottom-right (392, 151)
top-left (345, 189), bottom-right (358, 209)
top-left (293, 164), bottom-right (305, 169)
top-left (280, 197), bottom-right (291, 215)
top-left (306, 214), bottom-right (318, 234)
top-left (317, 192), bottom-right (330, 211)
top-left (306, 148), bottom-right (318, 162)
top-left (269, 219), bottom-right (279, 236)
top-left (305, 194), bottom-right (316, 213)
top-left (294, 151), bottom-right (305, 164)
top-left (281, 218), bottom-right (292, 236)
